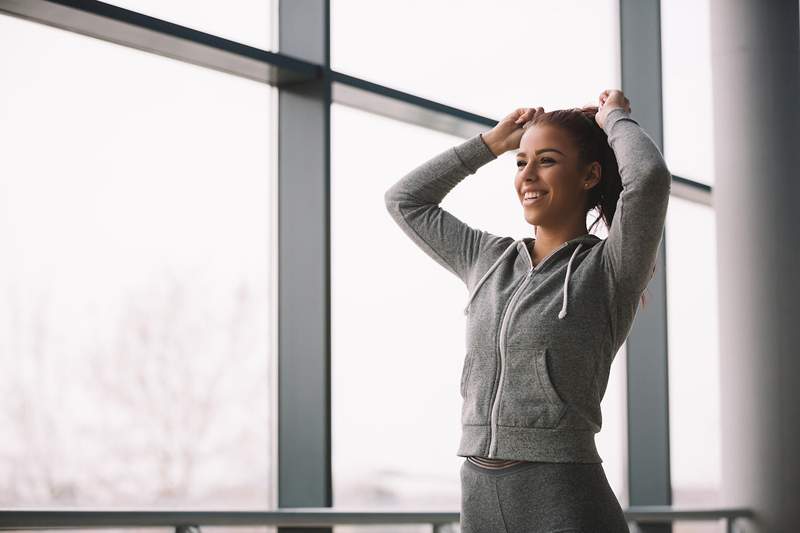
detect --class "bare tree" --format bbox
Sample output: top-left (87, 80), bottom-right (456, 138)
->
top-left (2, 266), bottom-right (273, 512)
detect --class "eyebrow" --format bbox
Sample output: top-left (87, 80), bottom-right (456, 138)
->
top-left (517, 148), bottom-right (566, 157)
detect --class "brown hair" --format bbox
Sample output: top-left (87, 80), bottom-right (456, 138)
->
top-left (527, 105), bottom-right (655, 309)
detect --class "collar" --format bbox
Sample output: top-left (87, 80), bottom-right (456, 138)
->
top-left (463, 233), bottom-right (598, 319)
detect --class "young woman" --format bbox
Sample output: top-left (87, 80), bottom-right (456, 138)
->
top-left (384, 89), bottom-right (671, 532)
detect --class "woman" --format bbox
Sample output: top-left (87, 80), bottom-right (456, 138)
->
top-left (384, 89), bottom-right (671, 532)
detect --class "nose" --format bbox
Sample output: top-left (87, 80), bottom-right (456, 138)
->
top-left (521, 172), bottom-right (541, 184)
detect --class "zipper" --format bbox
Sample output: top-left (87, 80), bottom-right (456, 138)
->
top-left (486, 239), bottom-right (572, 458)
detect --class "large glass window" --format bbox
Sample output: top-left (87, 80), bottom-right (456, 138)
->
top-left (332, 0), bottom-right (619, 119)
top-left (665, 196), bottom-right (722, 532)
top-left (661, 0), bottom-right (714, 185)
top-left (0, 13), bottom-right (276, 511)
top-left (104, 0), bottom-right (275, 51)
top-left (331, 102), bottom-right (628, 521)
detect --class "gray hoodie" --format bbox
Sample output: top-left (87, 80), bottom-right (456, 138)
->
top-left (384, 107), bottom-right (672, 463)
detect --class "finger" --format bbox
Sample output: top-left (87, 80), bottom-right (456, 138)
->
top-left (516, 107), bottom-right (534, 123)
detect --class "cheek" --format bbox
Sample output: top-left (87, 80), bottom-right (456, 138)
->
top-left (545, 170), bottom-right (577, 195)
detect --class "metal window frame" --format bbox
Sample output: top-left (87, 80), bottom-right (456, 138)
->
top-left (0, 1), bottom-right (712, 529)
top-left (619, 3), bottom-right (673, 533)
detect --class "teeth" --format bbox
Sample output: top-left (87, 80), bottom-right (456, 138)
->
top-left (524, 191), bottom-right (545, 199)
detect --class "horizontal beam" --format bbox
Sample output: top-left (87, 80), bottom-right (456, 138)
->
top-left (0, 509), bottom-right (458, 528)
top-left (625, 505), bottom-right (754, 522)
top-left (0, 507), bottom-right (754, 529)
top-left (671, 174), bottom-right (713, 206)
top-left (0, 0), bottom-right (318, 85)
top-left (331, 71), bottom-right (495, 139)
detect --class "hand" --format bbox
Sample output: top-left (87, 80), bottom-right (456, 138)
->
top-left (482, 106), bottom-right (546, 156)
top-left (595, 89), bottom-right (631, 130)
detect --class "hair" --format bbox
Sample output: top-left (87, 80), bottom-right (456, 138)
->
top-left (526, 105), bottom-right (655, 309)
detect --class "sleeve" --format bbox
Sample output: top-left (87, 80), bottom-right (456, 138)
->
top-left (383, 132), bottom-right (503, 288)
top-left (600, 107), bottom-right (673, 295)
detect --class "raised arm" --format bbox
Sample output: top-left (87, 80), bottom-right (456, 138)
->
top-left (600, 106), bottom-right (672, 295)
top-left (383, 132), bottom-right (501, 288)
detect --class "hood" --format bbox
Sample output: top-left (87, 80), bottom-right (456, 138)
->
top-left (463, 233), bottom-right (600, 319)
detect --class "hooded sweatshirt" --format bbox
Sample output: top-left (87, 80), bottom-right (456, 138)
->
top-left (383, 107), bottom-right (671, 463)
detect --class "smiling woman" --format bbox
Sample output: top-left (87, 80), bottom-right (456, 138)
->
top-left (384, 89), bottom-right (671, 532)
top-left (505, 98), bottom-right (659, 308)
top-left (513, 108), bottom-right (614, 253)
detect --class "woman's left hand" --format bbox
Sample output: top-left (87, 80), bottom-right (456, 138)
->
top-left (595, 89), bottom-right (631, 129)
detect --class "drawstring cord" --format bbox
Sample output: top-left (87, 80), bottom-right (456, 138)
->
top-left (464, 239), bottom-right (586, 319)
top-left (557, 242), bottom-right (583, 319)
top-left (463, 239), bottom-right (519, 315)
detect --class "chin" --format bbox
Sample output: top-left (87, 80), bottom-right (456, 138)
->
top-left (523, 213), bottom-right (539, 226)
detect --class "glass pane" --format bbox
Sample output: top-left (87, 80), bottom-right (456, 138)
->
top-left (331, 103), bottom-right (628, 526)
top-left (0, 14), bottom-right (275, 513)
top-left (661, 0), bottom-right (714, 185)
top-left (598, 343), bottom-right (629, 509)
top-left (332, 0), bottom-right (619, 119)
top-left (105, 0), bottom-right (274, 51)
top-left (666, 196), bottom-right (722, 533)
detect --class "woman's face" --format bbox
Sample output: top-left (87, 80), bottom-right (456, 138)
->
top-left (514, 123), bottom-right (598, 228)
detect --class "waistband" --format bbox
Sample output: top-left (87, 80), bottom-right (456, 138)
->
top-left (463, 457), bottom-right (546, 477)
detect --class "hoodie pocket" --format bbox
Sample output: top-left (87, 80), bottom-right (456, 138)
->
top-left (499, 346), bottom-right (567, 428)
top-left (460, 350), bottom-right (475, 398)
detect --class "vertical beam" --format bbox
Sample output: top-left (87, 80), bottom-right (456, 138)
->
top-left (710, 0), bottom-right (800, 530)
top-left (276, 1), bottom-right (332, 531)
top-left (620, 1), bottom-right (672, 530)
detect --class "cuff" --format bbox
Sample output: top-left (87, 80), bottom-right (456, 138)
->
top-left (602, 107), bottom-right (639, 136)
top-left (453, 133), bottom-right (499, 174)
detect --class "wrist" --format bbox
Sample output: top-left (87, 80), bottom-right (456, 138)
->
top-left (480, 131), bottom-right (505, 157)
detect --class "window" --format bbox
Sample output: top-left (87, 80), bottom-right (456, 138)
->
top-left (661, 0), bottom-right (714, 185)
top-left (665, 196), bottom-right (722, 531)
top-left (332, 0), bottom-right (619, 119)
top-left (104, 0), bottom-right (274, 51)
top-left (0, 13), bottom-right (276, 511)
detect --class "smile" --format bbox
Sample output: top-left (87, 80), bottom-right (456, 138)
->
top-left (522, 192), bottom-right (547, 206)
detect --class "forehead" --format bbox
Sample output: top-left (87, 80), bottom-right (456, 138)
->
top-left (518, 123), bottom-right (573, 157)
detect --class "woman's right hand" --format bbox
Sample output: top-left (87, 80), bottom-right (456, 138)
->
top-left (481, 106), bottom-right (545, 156)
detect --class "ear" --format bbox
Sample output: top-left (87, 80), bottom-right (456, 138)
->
top-left (583, 161), bottom-right (602, 190)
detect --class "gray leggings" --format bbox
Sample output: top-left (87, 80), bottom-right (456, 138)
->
top-left (459, 458), bottom-right (630, 533)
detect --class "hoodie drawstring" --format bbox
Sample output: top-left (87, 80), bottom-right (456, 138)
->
top-left (463, 239), bottom-right (520, 316)
top-left (557, 242), bottom-right (583, 319)
top-left (463, 239), bottom-right (585, 320)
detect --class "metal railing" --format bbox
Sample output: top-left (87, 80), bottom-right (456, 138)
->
top-left (0, 506), bottom-right (754, 533)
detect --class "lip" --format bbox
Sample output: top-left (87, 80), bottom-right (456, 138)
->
top-left (522, 192), bottom-right (548, 206)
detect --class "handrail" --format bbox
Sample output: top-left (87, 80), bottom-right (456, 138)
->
top-left (0, 506), bottom-right (754, 532)
top-left (626, 505), bottom-right (754, 533)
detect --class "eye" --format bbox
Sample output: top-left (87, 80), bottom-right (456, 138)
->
top-left (517, 158), bottom-right (555, 168)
